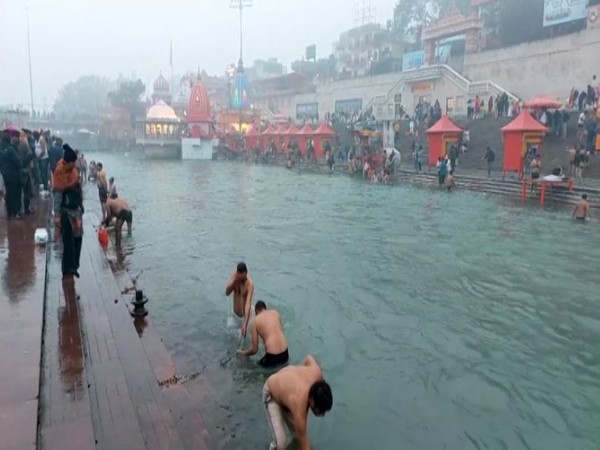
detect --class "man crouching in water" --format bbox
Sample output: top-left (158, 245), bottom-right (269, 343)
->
top-left (225, 262), bottom-right (254, 338)
top-left (103, 192), bottom-right (132, 246)
top-left (238, 301), bottom-right (289, 367)
top-left (263, 355), bottom-right (332, 450)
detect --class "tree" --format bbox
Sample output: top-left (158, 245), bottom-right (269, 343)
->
top-left (53, 75), bottom-right (111, 120)
top-left (393, 0), bottom-right (471, 38)
top-left (107, 79), bottom-right (146, 126)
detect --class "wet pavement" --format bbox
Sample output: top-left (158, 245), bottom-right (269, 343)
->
top-left (2, 192), bottom-right (213, 449)
top-left (37, 197), bottom-right (212, 449)
top-left (0, 199), bottom-right (50, 450)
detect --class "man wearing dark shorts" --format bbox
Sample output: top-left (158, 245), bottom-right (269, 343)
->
top-left (104, 192), bottom-right (133, 246)
top-left (572, 194), bottom-right (590, 222)
top-left (238, 301), bottom-right (289, 368)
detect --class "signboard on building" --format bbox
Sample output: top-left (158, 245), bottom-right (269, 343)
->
top-left (402, 50), bottom-right (425, 72)
top-left (411, 82), bottom-right (434, 94)
top-left (588, 4), bottom-right (600, 29)
top-left (543, 0), bottom-right (588, 27)
top-left (335, 99), bottom-right (363, 115)
top-left (296, 103), bottom-right (319, 120)
top-left (306, 45), bottom-right (317, 61)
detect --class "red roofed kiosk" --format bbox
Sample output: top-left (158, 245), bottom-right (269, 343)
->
top-left (312, 122), bottom-right (336, 160)
top-left (426, 116), bottom-right (463, 169)
top-left (500, 110), bottom-right (548, 179)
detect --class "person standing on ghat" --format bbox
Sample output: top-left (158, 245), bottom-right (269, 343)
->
top-left (53, 144), bottom-right (84, 279)
top-left (96, 162), bottom-right (108, 222)
top-left (0, 130), bottom-right (23, 219)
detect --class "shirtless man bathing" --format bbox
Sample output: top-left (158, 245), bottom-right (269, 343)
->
top-left (225, 262), bottom-right (254, 338)
top-left (238, 300), bottom-right (289, 367)
top-left (263, 355), bottom-right (332, 450)
top-left (103, 192), bottom-right (133, 246)
top-left (96, 162), bottom-right (108, 221)
top-left (572, 194), bottom-right (590, 222)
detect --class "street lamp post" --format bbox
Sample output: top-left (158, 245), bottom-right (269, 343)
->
top-left (230, 0), bottom-right (252, 136)
top-left (26, 8), bottom-right (35, 118)
top-left (229, 0), bottom-right (253, 67)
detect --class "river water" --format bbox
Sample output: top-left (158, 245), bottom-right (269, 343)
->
top-left (92, 154), bottom-right (599, 450)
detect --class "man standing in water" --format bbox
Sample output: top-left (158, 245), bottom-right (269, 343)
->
top-left (96, 162), bottom-right (108, 221)
top-left (572, 194), bottom-right (590, 221)
top-left (238, 301), bottom-right (289, 367)
top-left (263, 355), bottom-right (333, 450)
top-left (103, 192), bottom-right (133, 246)
top-left (225, 262), bottom-right (254, 338)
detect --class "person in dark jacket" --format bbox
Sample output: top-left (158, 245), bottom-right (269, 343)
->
top-left (0, 131), bottom-right (23, 218)
top-left (53, 144), bottom-right (84, 279)
top-left (18, 131), bottom-right (35, 214)
top-left (47, 137), bottom-right (63, 175)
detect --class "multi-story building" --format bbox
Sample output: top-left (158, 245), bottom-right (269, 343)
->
top-left (333, 23), bottom-right (405, 78)
top-left (246, 58), bottom-right (287, 81)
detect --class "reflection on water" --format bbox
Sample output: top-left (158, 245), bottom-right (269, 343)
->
top-left (96, 154), bottom-right (600, 450)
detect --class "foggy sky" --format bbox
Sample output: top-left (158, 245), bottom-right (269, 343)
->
top-left (0, 0), bottom-right (395, 109)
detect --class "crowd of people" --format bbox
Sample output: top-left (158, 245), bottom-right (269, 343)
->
top-left (1, 125), bottom-right (134, 279)
top-left (226, 262), bottom-right (333, 450)
top-left (0, 127), bottom-right (83, 219)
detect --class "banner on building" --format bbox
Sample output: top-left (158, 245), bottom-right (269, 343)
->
top-left (335, 99), bottom-right (363, 115)
top-left (435, 44), bottom-right (452, 64)
top-left (588, 4), bottom-right (600, 29)
top-left (402, 50), bottom-right (425, 72)
top-left (296, 103), bottom-right (319, 120)
top-left (543, 0), bottom-right (588, 27)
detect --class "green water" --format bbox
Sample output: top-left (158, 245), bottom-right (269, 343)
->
top-left (97, 155), bottom-right (600, 449)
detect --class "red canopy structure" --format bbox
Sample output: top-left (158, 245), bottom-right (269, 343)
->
top-left (426, 116), bottom-right (463, 168)
top-left (244, 124), bottom-right (260, 149)
top-left (500, 110), bottom-right (548, 178)
top-left (312, 122), bottom-right (336, 159)
top-left (260, 124), bottom-right (277, 151)
top-left (297, 124), bottom-right (314, 156)
top-left (298, 124), bottom-right (314, 135)
top-left (272, 125), bottom-right (288, 152)
top-left (523, 96), bottom-right (562, 110)
top-left (284, 123), bottom-right (301, 148)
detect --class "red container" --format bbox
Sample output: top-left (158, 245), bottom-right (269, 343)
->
top-left (98, 227), bottom-right (109, 248)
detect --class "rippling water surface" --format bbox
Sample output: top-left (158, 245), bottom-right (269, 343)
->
top-left (95, 155), bottom-right (600, 450)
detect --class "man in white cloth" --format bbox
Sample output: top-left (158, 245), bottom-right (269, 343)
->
top-left (263, 355), bottom-right (333, 450)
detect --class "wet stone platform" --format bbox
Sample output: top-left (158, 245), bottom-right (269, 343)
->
top-left (1, 198), bottom-right (212, 450)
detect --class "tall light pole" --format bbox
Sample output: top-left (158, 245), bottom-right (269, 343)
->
top-left (229, 0), bottom-right (253, 68)
top-left (26, 7), bottom-right (35, 117)
top-left (229, 0), bottom-right (252, 135)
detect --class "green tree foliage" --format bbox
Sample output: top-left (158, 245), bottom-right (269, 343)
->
top-left (53, 75), bottom-right (110, 119)
top-left (107, 79), bottom-right (146, 125)
top-left (393, 0), bottom-right (471, 36)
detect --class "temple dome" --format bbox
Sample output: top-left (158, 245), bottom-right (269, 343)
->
top-left (154, 73), bottom-right (169, 93)
top-left (187, 78), bottom-right (211, 122)
top-left (147, 100), bottom-right (178, 120)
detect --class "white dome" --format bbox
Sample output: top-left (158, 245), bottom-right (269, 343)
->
top-left (147, 100), bottom-right (178, 120)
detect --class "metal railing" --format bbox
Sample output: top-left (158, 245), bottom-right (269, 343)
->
top-left (359, 64), bottom-right (518, 120)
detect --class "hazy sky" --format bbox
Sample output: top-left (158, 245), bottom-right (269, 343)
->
top-left (0, 0), bottom-right (396, 109)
